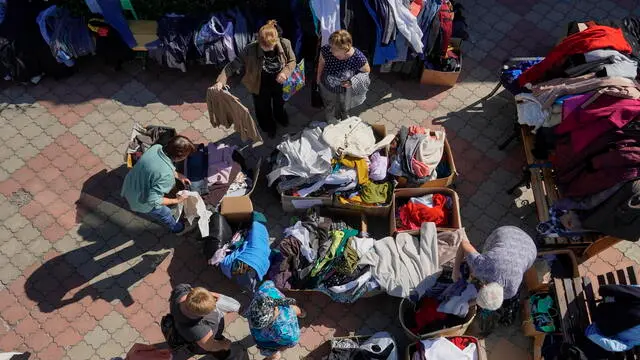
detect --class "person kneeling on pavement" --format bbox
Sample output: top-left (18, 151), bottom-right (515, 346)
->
top-left (169, 284), bottom-right (238, 358)
top-left (453, 226), bottom-right (537, 323)
top-left (121, 135), bottom-right (196, 235)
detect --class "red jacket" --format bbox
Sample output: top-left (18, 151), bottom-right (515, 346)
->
top-left (518, 26), bottom-right (632, 87)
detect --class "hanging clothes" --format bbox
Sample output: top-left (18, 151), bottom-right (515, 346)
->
top-left (223, 7), bottom-right (255, 53)
top-left (310, 0), bottom-right (340, 46)
top-left (341, 0), bottom-right (377, 61)
top-left (149, 14), bottom-right (197, 72)
top-left (362, 0), bottom-right (397, 65)
top-left (37, 5), bottom-right (95, 67)
top-left (194, 15), bottom-right (237, 66)
top-left (387, 0), bottom-right (424, 53)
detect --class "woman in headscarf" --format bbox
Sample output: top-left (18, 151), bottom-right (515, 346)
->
top-left (248, 280), bottom-right (305, 360)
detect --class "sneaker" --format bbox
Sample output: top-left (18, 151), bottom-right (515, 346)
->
top-left (176, 221), bottom-right (197, 236)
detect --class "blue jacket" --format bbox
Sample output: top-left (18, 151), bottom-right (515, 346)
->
top-left (221, 212), bottom-right (270, 280)
top-left (362, 0), bottom-right (397, 65)
top-left (586, 323), bottom-right (640, 352)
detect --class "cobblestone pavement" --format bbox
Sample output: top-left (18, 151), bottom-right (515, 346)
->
top-left (1, 0), bottom-right (640, 359)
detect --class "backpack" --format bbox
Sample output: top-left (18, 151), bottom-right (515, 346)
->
top-left (160, 314), bottom-right (188, 350)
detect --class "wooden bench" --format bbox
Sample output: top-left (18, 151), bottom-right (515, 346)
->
top-left (519, 125), bottom-right (622, 259)
top-left (127, 20), bottom-right (158, 69)
top-left (551, 266), bottom-right (640, 359)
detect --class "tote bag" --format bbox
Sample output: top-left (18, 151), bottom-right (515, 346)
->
top-left (282, 59), bottom-right (305, 101)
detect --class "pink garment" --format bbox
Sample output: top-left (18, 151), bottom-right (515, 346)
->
top-left (125, 343), bottom-right (172, 360)
top-left (409, 125), bottom-right (427, 135)
top-left (207, 143), bottom-right (236, 185)
top-left (411, 158), bottom-right (430, 177)
top-left (557, 95), bottom-right (640, 152)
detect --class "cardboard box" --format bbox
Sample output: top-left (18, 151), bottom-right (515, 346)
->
top-left (330, 124), bottom-right (393, 217)
top-left (420, 38), bottom-right (462, 87)
top-left (392, 187), bottom-right (462, 235)
top-left (220, 158), bottom-right (262, 223)
top-left (396, 136), bottom-right (457, 189)
top-left (281, 124), bottom-right (390, 214)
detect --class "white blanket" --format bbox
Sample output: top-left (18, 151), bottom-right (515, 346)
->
top-left (322, 117), bottom-right (395, 158)
top-left (359, 222), bottom-right (439, 298)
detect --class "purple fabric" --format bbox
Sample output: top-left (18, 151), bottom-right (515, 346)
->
top-left (557, 95), bottom-right (640, 152)
top-left (368, 152), bottom-right (388, 181)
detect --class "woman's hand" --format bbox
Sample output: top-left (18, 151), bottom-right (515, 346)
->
top-left (341, 80), bottom-right (352, 88)
top-left (276, 72), bottom-right (287, 84)
top-left (176, 173), bottom-right (191, 186)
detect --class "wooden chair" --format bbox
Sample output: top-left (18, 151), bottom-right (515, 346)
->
top-left (551, 266), bottom-right (640, 359)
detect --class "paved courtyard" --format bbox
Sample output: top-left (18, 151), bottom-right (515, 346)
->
top-left (1, 0), bottom-right (640, 359)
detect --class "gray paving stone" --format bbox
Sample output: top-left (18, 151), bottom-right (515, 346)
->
top-left (110, 323), bottom-right (139, 348)
top-left (67, 341), bottom-right (96, 360)
top-left (15, 143), bottom-right (39, 161)
top-left (30, 132), bottom-right (54, 150)
top-left (4, 213), bottom-right (29, 232)
top-left (11, 250), bottom-right (36, 270)
top-left (0, 237), bottom-right (25, 258)
top-left (0, 262), bottom-right (20, 286)
top-left (44, 122), bottom-right (67, 138)
top-left (15, 224), bottom-right (40, 244)
top-left (100, 311), bottom-right (127, 334)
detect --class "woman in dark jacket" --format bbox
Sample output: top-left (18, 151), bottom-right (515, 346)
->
top-left (213, 20), bottom-right (296, 138)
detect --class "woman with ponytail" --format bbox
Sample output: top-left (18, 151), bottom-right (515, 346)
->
top-left (214, 20), bottom-right (296, 138)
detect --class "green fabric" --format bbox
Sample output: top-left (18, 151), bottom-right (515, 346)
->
top-left (335, 238), bottom-right (360, 275)
top-left (360, 182), bottom-right (390, 204)
top-left (121, 144), bottom-right (175, 213)
top-left (311, 231), bottom-right (344, 277)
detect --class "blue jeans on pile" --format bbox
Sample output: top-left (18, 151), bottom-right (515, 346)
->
top-left (147, 206), bottom-right (184, 233)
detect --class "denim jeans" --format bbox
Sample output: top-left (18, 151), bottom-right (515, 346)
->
top-left (147, 205), bottom-right (184, 233)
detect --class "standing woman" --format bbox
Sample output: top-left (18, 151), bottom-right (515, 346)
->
top-left (213, 20), bottom-right (296, 138)
top-left (316, 29), bottom-right (371, 123)
top-left (248, 281), bottom-right (305, 360)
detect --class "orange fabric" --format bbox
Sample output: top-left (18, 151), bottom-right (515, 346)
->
top-left (518, 25), bottom-right (632, 86)
top-left (398, 194), bottom-right (448, 230)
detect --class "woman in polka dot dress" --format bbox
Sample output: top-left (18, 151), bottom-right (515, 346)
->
top-left (316, 30), bottom-right (371, 123)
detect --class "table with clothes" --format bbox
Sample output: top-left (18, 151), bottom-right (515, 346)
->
top-left (506, 19), bottom-right (640, 248)
top-left (268, 117), bottom-right (396, 209)
top-left (266, 208), bottom-right (379, 303)
top-left (389, 125), bottom-right (452, 187)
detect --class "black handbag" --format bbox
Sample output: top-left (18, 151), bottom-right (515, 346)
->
top-left (311, 82), bottom-right (324, 109)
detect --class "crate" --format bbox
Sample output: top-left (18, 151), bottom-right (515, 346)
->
top-left (396, 136), bottom-right (457, 189)
top-left (220, 158), bottom-right (262, 223)
top-left (391, 187), bottom-right (462, 235)
top-left (420, 38), bottom-right (463, 87)
top-left (405, 336), bottom-right (487, 360)
top-left (399, 297), bottom-right (476, 341)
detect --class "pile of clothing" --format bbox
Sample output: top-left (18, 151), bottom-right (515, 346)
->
top-left (396, 192), bottom-right (454, 230)
top-left (360, 222), bottom-right (466, 298)
top-left (208, 212), bottom-right (270, 292)
top-left (37, 5), bottom-right (95, 67)
top-left (125, 124), bottom-right (177, 167)
top-left (268, 117), bottom-right (395, 207)
top-left (403, 265), bottom-right (477, 336)
top-left (389, 125), bottom-right (449, 186)
top-left (585, 284), bottom-right (640, 352)
top-left (329, 332), bottom-right (398, 360)
top-left (183, 142), bottom-right (254, 208)
top-left (266, 208), bottom-right (379, 303)
top-left (509, 19), bottom-right (640, 242)
top-left (412, 336), bottom-right (479, 360)
top-left (148, 8), bottom-right (255, 72)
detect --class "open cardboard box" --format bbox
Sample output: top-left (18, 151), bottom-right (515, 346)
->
top-left (420, 38), bottom-right (463, 87)
top-left (396, 135), bottom-right (457, 189)
top-left (281, 124), bottom-right (391, 214)
top-left (220, 158), bottom-right (262, 223)
top-left (391, 187), bottom-right (462, 236)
